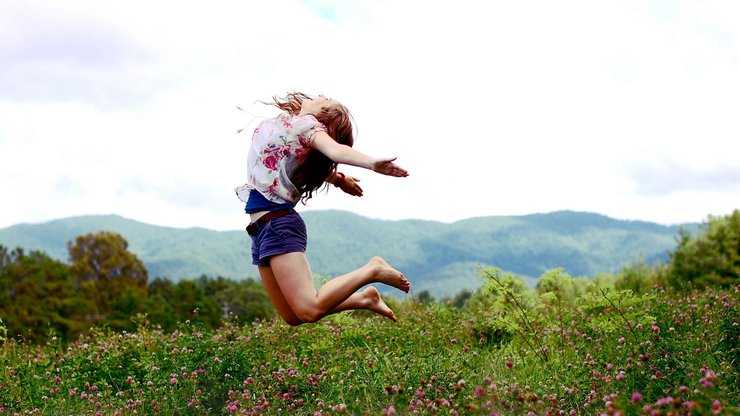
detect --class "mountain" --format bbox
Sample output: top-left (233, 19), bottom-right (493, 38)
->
top-left (0, 211), bottom-right (699, 297)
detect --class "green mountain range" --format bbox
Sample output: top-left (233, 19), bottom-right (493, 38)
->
top-left (0, 211), bottom-right (698, 297)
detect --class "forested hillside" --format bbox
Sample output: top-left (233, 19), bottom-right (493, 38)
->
top-left (0, 210), bottom-right (697, 296)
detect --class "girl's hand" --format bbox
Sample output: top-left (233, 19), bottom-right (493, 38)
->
top-left (372, 157), bottom-right (409, 177)
top-left (337, 175), bottom-right (364, 197)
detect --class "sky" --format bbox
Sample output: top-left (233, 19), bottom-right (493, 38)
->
top-left (1, 0), bottom-right (738, 231)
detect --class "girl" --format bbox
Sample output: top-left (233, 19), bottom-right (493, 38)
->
top-left (235, 92), bottom-right (410, 325)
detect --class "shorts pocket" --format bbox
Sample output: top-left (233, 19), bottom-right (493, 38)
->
top-left (267, 215), bottom-right (307, 240)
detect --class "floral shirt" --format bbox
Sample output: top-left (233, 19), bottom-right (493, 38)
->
top-left (234, 113), bottom-right (327, 205)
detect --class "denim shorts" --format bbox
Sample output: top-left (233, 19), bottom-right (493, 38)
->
top-left (250, 211), bottom-right (308, 266)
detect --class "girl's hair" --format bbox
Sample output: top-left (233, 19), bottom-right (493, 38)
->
top-left (267, 92), bottom-right (355, 203)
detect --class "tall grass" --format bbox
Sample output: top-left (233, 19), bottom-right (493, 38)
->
top-left (1, 278), bottom-right (738, 415)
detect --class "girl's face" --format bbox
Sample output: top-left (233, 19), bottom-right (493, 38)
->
top-left (299, 95), bottom-right (340, 116)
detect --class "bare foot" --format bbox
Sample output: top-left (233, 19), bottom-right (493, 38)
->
top-left (363, 286), bottom-right (397, 322)
top-left (367, 256), bottom-right (410, 293)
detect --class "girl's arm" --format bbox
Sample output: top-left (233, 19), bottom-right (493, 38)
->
top-left (311, 131), bottom-right (409, 177)
top-left (327, 171), bottom-right (364, 197)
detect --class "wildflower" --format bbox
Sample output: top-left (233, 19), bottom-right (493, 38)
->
top-left (475, 386), bottom-right (484, 397)
top-left (656, 396), bottom-right (673, 406)
top-left (631, 392), bottom-right (642, 403)
top-left (616, 372), bottom-right (625, 381)
top-left (711, 400), bottom-right (722, 414)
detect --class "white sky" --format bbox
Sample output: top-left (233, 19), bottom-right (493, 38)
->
top-left (1, 0), bottom-right (738, 231)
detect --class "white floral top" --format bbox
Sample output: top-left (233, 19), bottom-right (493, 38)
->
top-left (234, 113), bottom-right (327, 205)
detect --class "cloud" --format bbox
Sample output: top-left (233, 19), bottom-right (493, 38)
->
top-left (0, 2), bottom-right (162, 107)
top-left (627, 161), bottom-right (740, 196)
top-left (117, 176), bottom-right (230, 211)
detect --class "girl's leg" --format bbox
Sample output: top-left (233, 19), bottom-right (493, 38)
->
top-left (260, 264), bottom-right (396, 324)
top-left (329, 286), bottom-right (398, 322)
top-left (267, 252), bottom-right (409, 324)
top-left (258, 265), bottom-right (303, 326)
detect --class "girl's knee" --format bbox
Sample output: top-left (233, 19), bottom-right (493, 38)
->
top-left (283, 317), bottom-right (305, 326)
top-left (294, 305), bottom-right (322, 324)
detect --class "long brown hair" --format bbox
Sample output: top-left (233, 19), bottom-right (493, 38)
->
top-left (267, 92), bottom-right (355, 203)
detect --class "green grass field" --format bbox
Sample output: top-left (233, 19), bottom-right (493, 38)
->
top-left (1, 282), bottom-right (738, 415)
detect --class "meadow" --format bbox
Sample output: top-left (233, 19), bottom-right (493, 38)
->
top-left (1, 271), bottom-right (737, 415)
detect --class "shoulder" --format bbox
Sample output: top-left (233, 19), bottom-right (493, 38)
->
top-left (285, 114), bottom-right (326, 134)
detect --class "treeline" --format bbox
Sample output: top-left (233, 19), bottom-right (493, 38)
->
top-left (607, 209), bottom-right (739, 292)
top-left (0, 232), bottom-right (273, 343)
top-left (419, 210), bottom-right (740, 306)
top-left (1, 210), bottom-right (738, 344)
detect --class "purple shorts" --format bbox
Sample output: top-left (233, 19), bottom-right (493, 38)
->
top-left (250, 211), bottom-right (308, 266)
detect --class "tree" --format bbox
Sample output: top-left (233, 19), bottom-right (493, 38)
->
top-left (669, 210), bottom-right (740, 288)
top-left (106, 286), bottom-right (150, 332)
top-left (146, 278), bottom-right (177, 331)
top-left (0, 245), bottom-right (87, 342)
top-left (213, 279), bottom-right (274, 323)
top-left (68, 232), bottom-right (148, 322)
top-left (169, 280), bottom-right (221, 329)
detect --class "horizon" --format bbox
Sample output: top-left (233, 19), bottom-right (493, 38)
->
top-left (0, 208), bottom-right (709, 232)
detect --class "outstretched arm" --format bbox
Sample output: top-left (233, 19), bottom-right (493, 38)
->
top-left (311, 131), bottom-right (409, 177)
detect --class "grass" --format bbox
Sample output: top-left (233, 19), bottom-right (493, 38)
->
top-left (1, 285), bottom-right (738, 415)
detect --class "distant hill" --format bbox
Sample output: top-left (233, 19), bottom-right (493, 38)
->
top-left (0, 211), bottom-right (699, 297)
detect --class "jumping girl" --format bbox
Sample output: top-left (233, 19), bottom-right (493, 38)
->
top-left (235, 92), bottom-right (410, 325)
